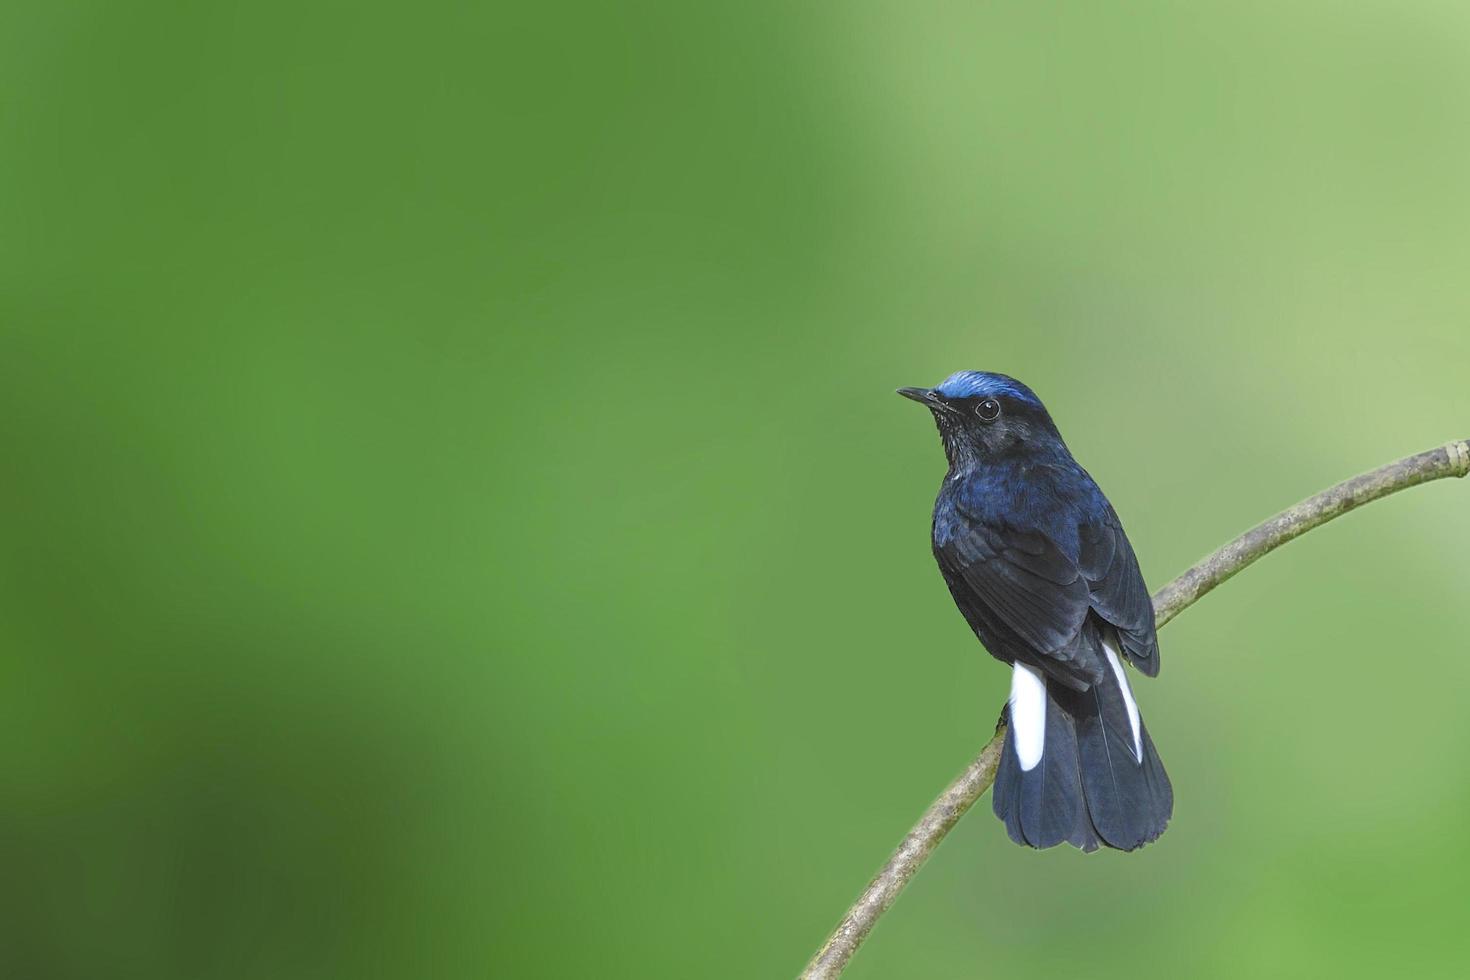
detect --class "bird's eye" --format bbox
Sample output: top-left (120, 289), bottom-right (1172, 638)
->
top-left (975, 398), bottom-right (1001, 422)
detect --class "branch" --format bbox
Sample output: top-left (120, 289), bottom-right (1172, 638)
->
top-left (801, 438), bottom-right (1470, 980)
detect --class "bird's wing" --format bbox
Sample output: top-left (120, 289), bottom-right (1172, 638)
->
top-left (935, 520), bottom-right (1101, 686)
top-left (1077, 508), bottom-right (1159, 675)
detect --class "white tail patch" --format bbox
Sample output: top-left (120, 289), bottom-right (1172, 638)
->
top-left (1101, 632), bottom-right (1143, 762)
top-left (1008, 663), bottom-right (1046, 771)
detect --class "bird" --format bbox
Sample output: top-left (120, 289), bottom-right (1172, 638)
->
top-left (898, 371), bottom-right (1172, 852)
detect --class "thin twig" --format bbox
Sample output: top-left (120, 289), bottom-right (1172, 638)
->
top-left (801, 438), bottom-right (1470, 980)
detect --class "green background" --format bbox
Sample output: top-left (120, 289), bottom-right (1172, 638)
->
top-left (4, 2), bottom-right (1469, 977)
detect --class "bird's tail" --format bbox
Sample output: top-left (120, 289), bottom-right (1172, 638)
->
top-left (992, 627), bottom-right (1172, 852)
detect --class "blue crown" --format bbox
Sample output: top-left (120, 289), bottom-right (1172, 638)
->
top-left (933, 371), bottom-right (1045, 408)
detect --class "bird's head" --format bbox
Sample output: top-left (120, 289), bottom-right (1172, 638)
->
top-left (898, 371), bottom-right (1063, 469)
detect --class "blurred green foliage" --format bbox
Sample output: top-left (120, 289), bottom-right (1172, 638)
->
top-left (2, 2), bottom-right (1469, 978)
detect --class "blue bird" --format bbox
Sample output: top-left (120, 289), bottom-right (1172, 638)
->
top-left (899, 371), bottom-right (1172, 851)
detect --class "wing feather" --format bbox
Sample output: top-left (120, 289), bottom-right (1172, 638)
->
top-left (1078, 508), bottom-right (1159, 675)
top-left (935, 522), bottom-right (1101, 685)
top-left (937, 504), bottom-right (1159, 683)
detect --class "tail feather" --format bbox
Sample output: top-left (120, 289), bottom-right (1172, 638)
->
top-left (993, 686), bottom-right (1097, 850)
top-left (1062, 682), bottom-right (1172, 850)
top-left (993, 627), bottom-right (1171, 852)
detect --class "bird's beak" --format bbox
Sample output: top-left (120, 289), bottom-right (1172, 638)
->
top-left (897, 387), bottom-right (948, 410)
